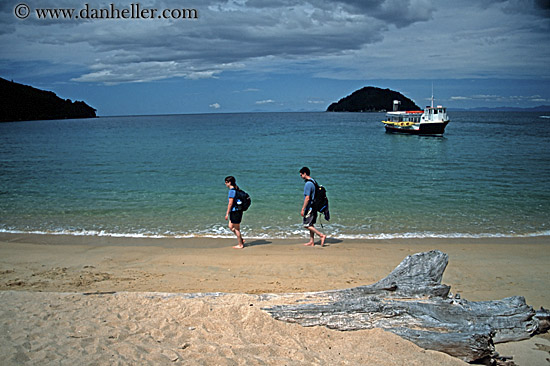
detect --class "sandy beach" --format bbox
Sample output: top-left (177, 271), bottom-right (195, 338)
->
top-left (1, 233), bottom-right (549, 365)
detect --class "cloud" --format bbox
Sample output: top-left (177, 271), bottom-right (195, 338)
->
top-left (0, 0), bottom-right (432, 84)
top-left (0, 0), bottom-right (549, 85)
top-left (209, 102), bottom-right (221, 109)
top-left (451, 94), bottom-right (550, 103)
top-left (337, 0), bottom-right (436, 26)
top-left (255, 99), bottom-right (275, 105)
top-left (232, 88), bottom-right (260, 93)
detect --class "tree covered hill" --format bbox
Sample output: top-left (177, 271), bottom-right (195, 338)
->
top-left (0, 78), bottom-right (96, 122)
top-left (327, 86), bottom-right (420, 112)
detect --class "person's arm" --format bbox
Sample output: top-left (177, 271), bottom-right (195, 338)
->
top-left (301, 195), bottom-right (310, 217)
top-left (225, 197), bottom-right (234, 220)
top-left (301, 181), bottom-right (314, 216)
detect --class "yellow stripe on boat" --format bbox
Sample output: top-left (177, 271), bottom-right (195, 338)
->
top-left (382, 121), bottom-right (418, 126)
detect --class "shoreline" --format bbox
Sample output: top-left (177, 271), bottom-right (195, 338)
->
top-left (2, 229), bottom-right (549, 241)
top-left (1, 233), bottom-right (549, 365)
top-left (2, 231), bottom-right (550, 245)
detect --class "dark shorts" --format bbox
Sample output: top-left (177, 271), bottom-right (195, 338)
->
top-left (229, 210), bottom-right (243, 224)
top-left (303, 208), bottom-right (317, 227)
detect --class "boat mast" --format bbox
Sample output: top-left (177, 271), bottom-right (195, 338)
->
top-left (431, 83), bottom-right (434, 108)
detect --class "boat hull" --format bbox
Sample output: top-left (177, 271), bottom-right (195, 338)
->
top-left (384, 121), bottom-right (449, 135)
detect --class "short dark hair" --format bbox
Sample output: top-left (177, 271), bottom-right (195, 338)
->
top-left (299, 167), bottom-right (310, 175)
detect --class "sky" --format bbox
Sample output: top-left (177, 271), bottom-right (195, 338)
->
top-left (1, 0), bottom-right (549, 115)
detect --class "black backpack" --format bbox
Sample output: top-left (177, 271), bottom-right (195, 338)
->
top-left (308, 179), bottom-right (329, 214)
top-left (233, 189), bottom-right (251, 211)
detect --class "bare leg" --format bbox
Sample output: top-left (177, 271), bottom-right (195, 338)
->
top-left (305, 226), bottom-right (326, 247)
top-left (229, 222), bottom-right (244, 249)
top-left (302, 229), bottom-right (315, 246)
top-left (233, 227), bottom-right (244, 249)
top-left (320, 233), bottom-right (326, 247)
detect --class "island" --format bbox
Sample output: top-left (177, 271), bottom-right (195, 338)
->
top-left (327, 86), bottom-right (420, 112)
top-left (0, 77), bottom-right (96, 122)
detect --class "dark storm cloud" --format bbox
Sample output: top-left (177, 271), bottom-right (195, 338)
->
top-left (0, 0), bottom-right (548, 84)
top-left (3, 0), bottom-right (408, 83)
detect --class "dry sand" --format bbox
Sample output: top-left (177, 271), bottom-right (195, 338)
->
top-left (0, 233), bottom-right (549, 365)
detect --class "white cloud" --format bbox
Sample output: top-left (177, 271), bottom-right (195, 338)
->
top-left (234, 88), bottom-right (259, 93)
top-left (209, 102), bottom-right (221, 109)
top-left (255, 99), bottom-right (275, 105)
top-left (1, 0), bottom-right (549, 84)
top-left (451, 94), bottom-right (550, 103)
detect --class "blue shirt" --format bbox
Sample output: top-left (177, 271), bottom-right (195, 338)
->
top-left (228, 189), bottom-right (238, 212)
top-left (304, 179), bottom-right (316, 210)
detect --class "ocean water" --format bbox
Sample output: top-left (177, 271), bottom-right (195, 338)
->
top-left (1, 111), bottom-right (549, 239)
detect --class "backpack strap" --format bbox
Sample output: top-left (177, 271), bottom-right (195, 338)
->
top-left (306, 178), bottom-right (318, 204)
top-left (307, 178), bottom-right (318, 188)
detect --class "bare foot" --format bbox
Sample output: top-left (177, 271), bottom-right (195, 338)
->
top-left (303, 242), bottom-right (315, 246)
top-left (320, 235), bottom-right (326, 247)
top-left (232, 245), bottom-right (244, 249)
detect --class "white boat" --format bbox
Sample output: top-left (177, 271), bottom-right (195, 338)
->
top-left (382, 95), bottom-right (450, 135)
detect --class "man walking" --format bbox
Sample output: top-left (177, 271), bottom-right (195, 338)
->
top-left (299, 167), bottom-right (326, 247)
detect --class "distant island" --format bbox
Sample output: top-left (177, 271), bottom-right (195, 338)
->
top-left (0, 78), bottom-right (96, 122)
top-left (327, 86), bottom-right (420, 112)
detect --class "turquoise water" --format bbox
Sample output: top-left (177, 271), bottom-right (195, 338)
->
top-left (1, 112), bottom-right (549, 239)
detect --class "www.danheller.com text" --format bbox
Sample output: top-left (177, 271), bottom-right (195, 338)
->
top-left (15, 3), bottom-right (198, 20)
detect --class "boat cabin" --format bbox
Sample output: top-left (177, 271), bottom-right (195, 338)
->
top-left (422, 105), bottom-right (448, 123)
top-left (385, 111), bottom-right (423, 123)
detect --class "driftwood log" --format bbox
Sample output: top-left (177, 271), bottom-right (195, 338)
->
top-left (263, 250), bottom-right (549, 363)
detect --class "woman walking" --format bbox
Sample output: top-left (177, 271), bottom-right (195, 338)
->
top-left (224, 176), bottom-right (245, 249)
